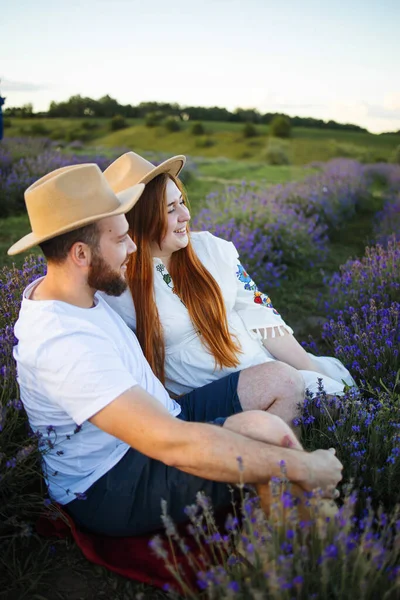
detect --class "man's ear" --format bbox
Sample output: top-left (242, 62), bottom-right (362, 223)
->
top-left (69, 242), bottom-right (92, 268)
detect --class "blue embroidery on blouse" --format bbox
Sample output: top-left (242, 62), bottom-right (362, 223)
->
top-left (236, 263), bottom-right (280, 315)
top-left (236, 264), bottom-right (257, 291)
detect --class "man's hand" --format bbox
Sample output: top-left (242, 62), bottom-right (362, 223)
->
top-left (299, 447), bottom-right (343, 498)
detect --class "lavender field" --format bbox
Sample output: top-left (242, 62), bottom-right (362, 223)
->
top-left (0, 137), bottom-right (196, 220)
top-left (0, 137), bottom-right (399, 599)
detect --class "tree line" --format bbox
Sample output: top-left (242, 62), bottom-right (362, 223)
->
top-left (4, 94), bottom-right (368, 132)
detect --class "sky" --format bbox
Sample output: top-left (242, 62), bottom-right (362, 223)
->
top-left (1, 0), bottom-right (400, 133)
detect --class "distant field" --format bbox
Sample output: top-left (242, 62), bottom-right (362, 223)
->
top-left (4, 117), bottom-right (399, 165)
top-left (0, 159), bottom-right (315, 269)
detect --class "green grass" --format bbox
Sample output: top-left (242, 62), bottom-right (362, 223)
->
top-left (5, 117), bottom-right (142, 143)
top-left (195, 158), bottom-right (316, 184)
top-left (0, 215), bottom-right (39, 269)
top-left (94, 124), bottom-right (399, 164)
top-left (92, 124), bottom-right (261, 160)
top-left (293, 126), bottom-right (399, 146)
top-left (272, 211), bottom-right (379, 342)
top-left (4, 118), bottom-right (399, 165)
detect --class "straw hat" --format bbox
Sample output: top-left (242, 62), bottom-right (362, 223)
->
top-left (103, 151), bottom-right (186, 193)
top-left (7, 163), bottom-right (145, 256)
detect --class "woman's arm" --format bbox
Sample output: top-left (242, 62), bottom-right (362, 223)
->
top-left (231, 259), bottom-right (328, 374)
top-left (259, 327), bottom-right (328, 375)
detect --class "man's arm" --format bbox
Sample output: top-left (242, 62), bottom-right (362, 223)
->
top-left (89, 386), bottom-right (342, 495)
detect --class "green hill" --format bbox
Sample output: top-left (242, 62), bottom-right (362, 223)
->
top-left (4, 117), bottom-right (399, 165)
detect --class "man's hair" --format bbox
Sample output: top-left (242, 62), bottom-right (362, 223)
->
top-left (39, 222), bottom-right (100, 263)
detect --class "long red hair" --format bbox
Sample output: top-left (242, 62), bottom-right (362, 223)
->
top-left (126, 173), bottom-right (241, 384)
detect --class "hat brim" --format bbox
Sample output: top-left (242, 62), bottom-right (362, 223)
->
top-left (7, 183), bottom-right (145, 256)
top-left (138, 155), bottom-right (186, 185)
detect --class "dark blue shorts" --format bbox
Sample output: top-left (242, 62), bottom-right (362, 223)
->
top-left (176, 370), bottom-right (242, 426)
top-left (65, 372), bottom-right (242, 536)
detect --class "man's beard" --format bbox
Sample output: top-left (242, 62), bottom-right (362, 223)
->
top-left (88, 251), bottom-right (128, 297)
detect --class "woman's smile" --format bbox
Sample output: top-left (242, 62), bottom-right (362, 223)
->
top-left (174, 226), bottom-right (187, 235)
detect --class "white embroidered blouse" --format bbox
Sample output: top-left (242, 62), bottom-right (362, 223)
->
top-left (101, 231), bottom-right (355, 395)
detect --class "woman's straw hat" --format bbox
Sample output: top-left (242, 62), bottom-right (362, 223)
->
top-left (7, 163), bottom-right (145, 255)
top-left (103, 151), bottom-right (186, 193)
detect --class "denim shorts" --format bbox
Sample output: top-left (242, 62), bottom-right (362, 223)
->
top-left (65, 372), bottom-right (242, 536)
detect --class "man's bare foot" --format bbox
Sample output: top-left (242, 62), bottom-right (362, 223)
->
top-left (256, 481), bottom-right (338, 525)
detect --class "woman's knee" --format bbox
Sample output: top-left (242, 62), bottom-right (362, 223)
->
top-left (242, 361), bottom-right (305, 401)
top-left (268, 361), bottom-right (305, 401)
top-left (236, 362), bottom-right (305, 415)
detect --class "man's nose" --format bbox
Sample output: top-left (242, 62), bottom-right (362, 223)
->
top-left (127, 236), bottom-right (137, 254)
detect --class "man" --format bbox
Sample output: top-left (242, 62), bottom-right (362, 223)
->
top-left (9, 162), bottom-right (342, 537)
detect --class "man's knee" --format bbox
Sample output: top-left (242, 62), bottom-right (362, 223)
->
top-left (224, 410), bottom-right (301, 449)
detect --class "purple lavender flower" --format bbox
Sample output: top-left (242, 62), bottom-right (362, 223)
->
top-left (149, 535), bottom-right (168, 560)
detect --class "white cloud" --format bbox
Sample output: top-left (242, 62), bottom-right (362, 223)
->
top-left (384, 93), bottom-right (400, 111)
top-left (323, 100), bottom-right (400, 133)
top-left (0, 77), bottom-right (50, 92)
top-left (366, 103), bottom-right (400, 121)
top-left (328, 102), bottom-right (369, 124)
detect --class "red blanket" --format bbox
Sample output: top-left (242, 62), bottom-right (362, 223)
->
top-left (36, 508), bottom-right (198, 593)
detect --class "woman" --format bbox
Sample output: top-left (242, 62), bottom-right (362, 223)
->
top-left (102, 151), bottom-right (355, 397)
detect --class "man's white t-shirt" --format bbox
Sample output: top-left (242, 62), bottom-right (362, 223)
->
top-left (13, 278), bottom-right (181, 504)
